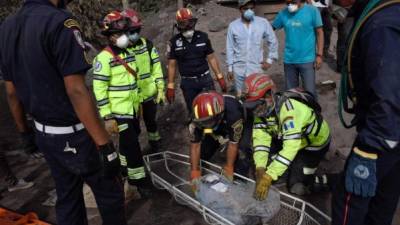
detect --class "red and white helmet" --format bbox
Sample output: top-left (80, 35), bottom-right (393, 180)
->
top-left (175, 8), bottom-right (197, 31)
top-left (242, 74), bottom-right (276, 113)
top-left (121, 8), bottom-right (142, 29)
top-left (101, 11), bottom-right (131, 35)
top-left (192, 91), bottom-right (224, 130)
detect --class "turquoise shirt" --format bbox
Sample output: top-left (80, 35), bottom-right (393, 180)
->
top-left (273, 5), bottom-right (323, 64)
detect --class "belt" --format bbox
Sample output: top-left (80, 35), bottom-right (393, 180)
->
top-left (181, 70), bottom-right (210, 79)
top-left (34, 121), bottom-right (85, 135)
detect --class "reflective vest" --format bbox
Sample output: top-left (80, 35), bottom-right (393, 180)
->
top-left (92, 49), bottom-right (140, 119)
top-left (252, 98), bottom-right (331, 180)
top-left (126, 38), bottom-right (164, 102)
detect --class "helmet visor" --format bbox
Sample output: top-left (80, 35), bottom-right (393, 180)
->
top-left (177, 18), bottom-right (198, 31)
top-left (192, 113), bottom-right (223, 129)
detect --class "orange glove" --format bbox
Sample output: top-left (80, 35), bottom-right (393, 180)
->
top-left (190, 170), bottom-right (201, 195)
top-left (216, 73), bottom-right (227, 92)
top-left (166, 83), bottom-right (175, 103)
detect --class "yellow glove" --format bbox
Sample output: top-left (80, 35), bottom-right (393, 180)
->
top-left (156, 87), bottom-right (166, 104)
top-left (254, 167), bottom-right (273, 201)
top-left (104, 119), bottom-right (119, 134)
top-left (222, 165), bottom-right (234, 182)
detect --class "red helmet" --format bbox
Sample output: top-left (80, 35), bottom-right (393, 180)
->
top-left (101, 11), bottom-right (131, 35)
top-left (121, 8), bottom-right (142, 29)
top-left (242, 73), bottom-right (276, 110)
top-left (192, 91), bottom-right (224, 130)
top-left (176, 8), bottom-right (197, 31)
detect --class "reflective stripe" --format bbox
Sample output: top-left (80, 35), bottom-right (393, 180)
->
top-left (112, 113), bottom-right (135, 119)
top-left (303, 167), bottom-right (317, 175)
top-left (127, 167), bottom-right (146, 180)
top-left (140, 73), bottom-right (151, 80)
top-left (148, 131), bottom-right (161, 141)
top-left (254, 146), bottom-right (270, 152)
top-left (304, 121), bottom-right (315, 135)
top-left (275, 155), bottom-right (291, 166)
top-left (304, 136), bottom-right (331, 151)
top-left (283, 133), bottom-right (302, 140)
top-left (142, 95), bottom-right (155, 102)
top-left (108, 84), bottom-right (137, 91)
top-left (119, 154), bottom-right (127, 166)
top-left (152, 57), bottom-right (160, 64)
top-left (155, 78), bottom-right (164, 82)
top-left (110, 56), bottom-right (135, 67)
top-left (135, 47), bottom-right (148, 55)
top-left (254, 123), bottom-right (268, 129)
top-left (97, 98), bottom-right (109, 107)
top-left (284, 100), bottom-right (294, 111)
top-left (93, 74), bottom-right (110, 81)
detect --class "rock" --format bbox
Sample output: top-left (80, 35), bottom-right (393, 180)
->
top-left (208, 17), bottom-right (228, 32)
top-left (197, 7), bottom-right (207, 16)
top-left (159, 12), bottom-right (169, 20)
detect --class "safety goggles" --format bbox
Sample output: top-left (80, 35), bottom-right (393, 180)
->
top-left (176, 18), bottom-right (198, 31)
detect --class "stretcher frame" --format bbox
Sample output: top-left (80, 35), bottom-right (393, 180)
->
top-left (143, 151), bottom-right (331, 225)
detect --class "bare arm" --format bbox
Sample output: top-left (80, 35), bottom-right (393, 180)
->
top-left (207, 53), bottom-right (223, 77)
top-left (64, 74), bottom-right (110, 146)
top-left (167, 59), bottom-right (177, 88)
top-left (5, 81), bottom-right (30, 132)
top-left (226, 142), bottom-right (239, 168)
top-left (316, 27), bottom-right (324, 56)
top-left (190, 142), bottom-right (201, 171)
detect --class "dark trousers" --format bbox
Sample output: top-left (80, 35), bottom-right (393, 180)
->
top-left (0, 150), bottom-right (17, 186)
top-left (320, 8), bottom-right (333, 52)
top-left (331, 149), bottom-right (400, 225)
top-left (116, 118), bottom-right (146, 185)
top-left (142, 99), bottom-right (158, 135)
top-left (269, 140), bottom-right (330, 187)
top-left (35, 130), bottom-right (126, 225)
top-left (180, 74), bottom-right (215, 115)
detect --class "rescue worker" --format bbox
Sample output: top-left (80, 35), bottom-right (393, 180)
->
top-left (122, 8), bottom-right (165, 152)
top-left (167, 8), bottom-right (227, 115)
top-left (92, 11), bottom-right (152, 197)
top-left (242, 74), bottom-right (331, 199)
top-left (333, 0), bottom-right (400, 224)
top-left (189, 91), bottom-right (247, 190)
top-left (0, 0), bottom-right (126, 225)
top-left (226, 0), bottom-right (279, 95)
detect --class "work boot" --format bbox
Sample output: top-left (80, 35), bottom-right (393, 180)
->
top-left (289, 183), bottom-right (311, 196)
top-left (8, 178), bottom-right (34, 192)
top-left (129, 177), bottom-right (154, 199)
top-left (312, 174), bottom-right (331, 193)
top-left (149, 140), bottom-right (160, 154)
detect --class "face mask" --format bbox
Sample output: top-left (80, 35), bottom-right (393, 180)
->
top-left (243, 9), bottom-right (255, 21)
top-left (288, 4), bottom-right (299, 13)
top-left (182, 30), bottom-right (194, 39)
top-left (115, 34), bottom-right (129, 49)
top-left (128, 32), bottom-right (140, 43)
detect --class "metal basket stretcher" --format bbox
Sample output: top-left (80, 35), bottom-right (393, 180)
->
top-left (143, 151), bottom-right (331, 225)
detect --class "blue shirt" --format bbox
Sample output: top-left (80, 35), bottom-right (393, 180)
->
top-left (0, 0), bottom-right (91, 126)
top-left (273, 5), bottom-right (323, 64)
top-left (226, 16), bottom-right (279, 76)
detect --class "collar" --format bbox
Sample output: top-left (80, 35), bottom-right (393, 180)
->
top-left (131, 38), bottom-right (144, 48)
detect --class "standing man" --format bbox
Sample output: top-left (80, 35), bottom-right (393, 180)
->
top-left (333, 0), bottom-right (400, 225)
top-left (93, 11), bottom-right (152, 197)
top-left (123, 8), bottom-right (165, 152)
top-left (309, 0), bottom-right (333, 57)
top-left (167, 8), bottom-right (227, 115)
top-left (226, 0), bottom-right (279, 96)
top-left (0, 1), bottom-right (126, 225)
top-left (242, 74), bottom-right (330, 198)
top-left (272, 0), bottom-right (324, 98)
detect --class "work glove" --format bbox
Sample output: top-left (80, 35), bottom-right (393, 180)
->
top-left (190, 169), bottom-right (202, 196)
top-left (222, 165), bottom-right (234, 182)
top-left (20, 131), bottom-right (43, 159)
top-left (254, 167), bottom-right (273, 201)
top-left (155, 85), bottom-right (166, 104)
top-left (104, 119), bottom-right (119, 134)
top-left (345, 147), bottom-right (377, 197)
top-left (166, 83), bottom-right (175, 103)
top-left (216, 74), bottom-right (227, 92)
top-left (98, 141), bottom-right (121, 178)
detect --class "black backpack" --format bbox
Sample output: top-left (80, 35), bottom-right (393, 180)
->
top-left (276, 89), bottom-right (323, 136)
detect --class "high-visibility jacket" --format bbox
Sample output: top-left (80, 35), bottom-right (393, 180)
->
top-left (126, 38), bottom-right (164, 102)
top-left (253, 98), bottom-right (330, 180)
top-left (92, 47), bottom-right (141, 119)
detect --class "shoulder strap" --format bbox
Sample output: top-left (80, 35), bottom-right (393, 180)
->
top-left (104, 46), bottom-right (137, 79)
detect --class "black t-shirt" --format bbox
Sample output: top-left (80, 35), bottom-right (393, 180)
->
top-left (168, 30), bottom-right (214, 77)
top-left (190, 95), bottom-right (245, 143)
top-left (0, 0), bottom-right (91, 126)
